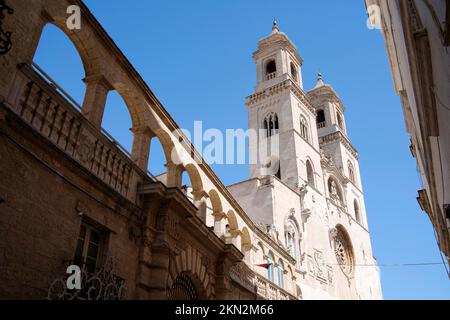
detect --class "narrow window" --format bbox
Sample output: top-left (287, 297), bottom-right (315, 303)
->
top-left (264, 118), bottom-right (269, 137)
top-left (316, 109), bottom-right (325, 128)
top-left (264, 113), bottom-right (279, 137)
top-left (306, 160), bottom-right (315, 187)
top-left (348, 161), bottom-right (356, 184)
top-left (277, 259), bottom-right (284, 288)
top-left (300, 116), bottom-right (309, 143)
top-left (266, 60), bottom-right (277, 75)
top-left (290, 62), bottom-right (298, 82)
top-left (274, 114), bottom-right (279, 134)
top-left (337, 112), bottom-right (344, 130)
top-left (269, 115), bottom-right (274, 136)
top-left (354, 200), bottom-right (361, 223)
top-left (268, 252), bottom-right (275, 282)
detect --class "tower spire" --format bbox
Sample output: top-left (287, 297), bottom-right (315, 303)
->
top-left (272, 18), bottom-right (279, 34)
top-left (315, 71), bottom-right (325, 88)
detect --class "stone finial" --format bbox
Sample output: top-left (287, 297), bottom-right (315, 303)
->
top-left (272, 18), bottom-right (279, 34)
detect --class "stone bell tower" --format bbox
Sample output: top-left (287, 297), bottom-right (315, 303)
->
top-left (246, 20), bottom-right (324, 192)
top-left (308, 73), bottom-right (368, 228)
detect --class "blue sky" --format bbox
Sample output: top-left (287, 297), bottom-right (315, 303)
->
top-left (33, 0), bottom-right (449, 299)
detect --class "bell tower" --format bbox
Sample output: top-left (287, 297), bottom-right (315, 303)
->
top-left (308, 74), bottom-right (368, 228)
top-left (246, 20), bottom-right (324, 192)
top-left (254, 19), bottom-right (304, 92)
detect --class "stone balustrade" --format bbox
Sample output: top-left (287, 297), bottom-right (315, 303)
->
top-left (265, 72), bottom-right (276, 80)
top-left (6, 63), bottom-right (152, 202)
top-left (229, 262), bottom-right (296, 300)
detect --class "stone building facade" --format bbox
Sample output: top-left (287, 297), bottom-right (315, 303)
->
top-left (0, 0), bottom-right (381, 299)
top-left (365, 0), bottom-right (450, 268)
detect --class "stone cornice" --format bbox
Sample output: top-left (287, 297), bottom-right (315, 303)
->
top-left (319, 131), bottom-right (359, 160)
top-left (246, 79), bottom-right (316, 115)
top-left (253, 32), bottom-right (303, 66)
top-left (307, 85), bottom-right (346, 113)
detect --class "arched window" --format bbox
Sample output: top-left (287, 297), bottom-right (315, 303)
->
top-left (274, 114), bottom-right (279, 132)
top-left (267, 252), bottom-right (275, 282)
top-left (300, 116), bottom-right (309, 142)
top-left (348, 161), bottom-right (356, 184)
top-left (277, 259), bottom-right (284, 288)
top-left (316, 109), bottom-right (326, 128)
top-left (290, 62), bottom-right (298, 82)
top-left (264, 112), bottom-right (279, 137)
top-left (265, 60), bottom-right (277, 80)
top-left (354, 200), bottom-right (361, 223)
top-left (306, 160), bottom-right (315, 187)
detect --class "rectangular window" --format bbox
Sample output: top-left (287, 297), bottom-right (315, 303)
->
top-left (74, 223), bottom-right (106, 272)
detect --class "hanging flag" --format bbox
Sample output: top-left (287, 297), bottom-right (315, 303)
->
top-left (255, 263), bottom-right (272, 269)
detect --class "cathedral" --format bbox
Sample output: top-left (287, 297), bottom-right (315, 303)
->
top-left (227, 20), bottom-right (382, 299)
top-left (0, 0), bottom-right (381, 300)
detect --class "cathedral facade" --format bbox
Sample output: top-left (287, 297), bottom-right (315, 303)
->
top-left (0, 0), bottom-right (381, 300)
top-left (228, 21), bottom-right (382, 299)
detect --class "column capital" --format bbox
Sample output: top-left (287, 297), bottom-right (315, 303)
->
top-left (83, 74), bottom-right (113, 90)
top-left (230, 229), bottom-right (242, 237)
top-left (212, 211), bottom-right (227, 220)
top-left (191, 190), bottom-right (209, 200)
top-left (131, 126), bottom-right (153, 136)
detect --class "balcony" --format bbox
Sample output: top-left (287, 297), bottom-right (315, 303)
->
top-left (5, 63), bottom-right (154, 202)
top-left (47, 258), bottom-right (125, 300)
top-left (265, 72), bottom-right (276, 81)
top-left (229, 262), bottom-right (297, 300)
top-left (317, 121), bottom-right (326, 129)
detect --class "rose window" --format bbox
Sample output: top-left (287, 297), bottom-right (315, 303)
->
top-left (332, 227), bottom-right (354, 277)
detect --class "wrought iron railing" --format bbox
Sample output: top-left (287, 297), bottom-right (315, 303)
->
top-left (47, 257), bottom-right (126, 300)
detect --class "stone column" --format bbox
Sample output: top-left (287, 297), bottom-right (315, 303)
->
top-left (146, 245), bottom-right (172, 299)
top-left (215, 245), bottom-right (244, 300)
top-left (165, 162), bottom-right (182, 188)
top-left (191, 190), bottom-right (209, 222)
top-left (81, 74), bottom-right (112, 128)
top-left (131, 127), bottom-right (152, 171)
top-left (212, 211), bottom-right (227, 236)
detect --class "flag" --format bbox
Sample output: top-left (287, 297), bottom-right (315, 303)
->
top-left (256, 263), bottom-right (272, 269)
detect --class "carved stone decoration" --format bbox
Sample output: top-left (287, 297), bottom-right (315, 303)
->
top-left (313, 249), bottom-right (327, 284)
top-left (166, 215), bottom-right (180, 241)
top-left (229, 262), bottom-right (257, 295)
top-left (306, 254), bottom-right (317, 277)
top-left (330, 180), bottom-right (340, 202)
top-left (327, 265), bottom-right (334, 285)
top-left (75, 131), bottom-right (97, 165)
top-left (268, 224), bottom-right (281, 245)
top-left (0, 0), bottom-right (13, 55)
top-left (47, 256), bottom-right (126, 300)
